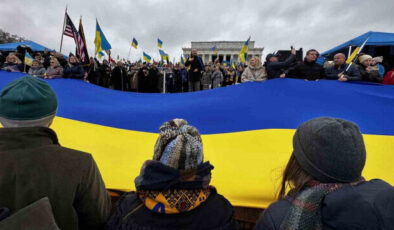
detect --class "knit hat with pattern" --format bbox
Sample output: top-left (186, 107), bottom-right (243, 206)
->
top-left (153, 119), bottom-right (203, 170)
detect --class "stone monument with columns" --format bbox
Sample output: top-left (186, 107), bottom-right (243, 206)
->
top-left (182, 41), bottom-right (264, 64)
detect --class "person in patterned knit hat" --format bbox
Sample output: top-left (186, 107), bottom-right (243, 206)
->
top-left (108, 118), bottom-right (237, 230)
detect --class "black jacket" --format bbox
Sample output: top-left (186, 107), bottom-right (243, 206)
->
top-left (255, 179), bottom-right (394, 230)
top-left (185, 56), bottom-right (205, 82)
top-left (108, 188), bottom-right (238, 230)
top-left (111, 66), bottom-right (128, 90)
top-left (266, 54), bottom-right (295, 79)
top-left (357, 65), bottom-right (383, 83)
top-left (63, 63), bottom-right (85, 79)
top-left (287, 60), bottom-right (325, 80)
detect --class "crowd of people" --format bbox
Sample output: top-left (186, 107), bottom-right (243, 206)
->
top-left (1, 46), bottom-right (394, 95)
top-left (0, 76), bottom-right (393, 230)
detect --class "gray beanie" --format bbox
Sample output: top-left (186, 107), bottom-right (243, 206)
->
top-left (293, 117), bottom-right (366, 183)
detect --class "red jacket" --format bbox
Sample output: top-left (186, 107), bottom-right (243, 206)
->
top-left (383, 69), bottom-right (394, 85)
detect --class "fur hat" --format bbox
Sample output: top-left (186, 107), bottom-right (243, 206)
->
top-left (358, 54), bottom-right (372, 64)
top-left (293, 117), bottom-right (366, 183)
top-left (153, 119), bottom-right (203, 170)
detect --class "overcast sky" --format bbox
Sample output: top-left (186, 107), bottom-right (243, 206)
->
top-left (1, 0), bottom-right (393, 62)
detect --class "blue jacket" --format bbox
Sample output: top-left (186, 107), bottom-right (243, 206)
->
top-left (255, 179), bottom-right (394, 230)
top-left (325, 63), bottom-right (361, 81)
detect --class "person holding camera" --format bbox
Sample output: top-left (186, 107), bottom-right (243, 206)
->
top-left (185, 49), bottom-right (205, 92)
top-left (266, 47), bottom-right (296, 79)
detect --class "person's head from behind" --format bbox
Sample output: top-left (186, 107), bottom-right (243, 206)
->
top-left (358, 54), bottom-right (372, 67)
top-left (279, 117), bottom-right (366, 199)
top-left (117, 61), bottom-right (123, 67)
top-left (152, 119), bottom-right (203, 170)
top-left (333, 53), bottom-right (346, 66)
top-left (305, 49), bottom-right (319, 62)
top-left (0, 76), bottom-right (58, 128)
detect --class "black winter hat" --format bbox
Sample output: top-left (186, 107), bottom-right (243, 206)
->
top-left (293, 117), bottom-right (366, 183)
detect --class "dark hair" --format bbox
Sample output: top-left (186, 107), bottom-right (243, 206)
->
top-left (306, 49), bottom-right (319, 56)
top-left (278, 153), bottom-right (312, 199)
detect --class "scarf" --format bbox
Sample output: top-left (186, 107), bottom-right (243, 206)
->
top-left (280, 178), bottom-right (365, 230)
top-left (135, 160), bottom-right (213, 214)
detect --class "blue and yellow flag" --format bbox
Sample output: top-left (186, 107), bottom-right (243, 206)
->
top-left (132, 38), bottom-right (138, 49)
top-left (157, 38), bottom-right (163, 48)
top-left (143, 52), bottom-right (151, 63)
top-left (98, 51), bottom-right (105, 58)
top-left (222, 60), bottom-right (229, 66)
top-left (212, 45), bottom-right (218, 54)
top-left (230, 57), bottom-right (236, 69)
top-left (24, 52), bottom-right (33, 66)
top-left (94, 20), bottom-right (112, 57)
top-left (159, 49), bottom-right (168, 60)
top-left (239, 36), bottom-right (250, 63)
top-left (180, 55), bottom-right (185, 65)
top-left (2, 72), bottom-right (394, 209)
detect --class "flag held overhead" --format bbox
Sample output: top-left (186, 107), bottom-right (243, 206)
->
top-left (143, 52), bottom-right (151, 63)
top-left (132, 38), bottom-right (138, 49)
top-left (157, 38), bottom-right (163, 48)
top-left (94, 20), bottom-right (112, 57)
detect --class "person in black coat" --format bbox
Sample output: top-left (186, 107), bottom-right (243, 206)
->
top-left (111, 61), bottom-right (128, 91)
top-left (107, 119), bottom-right (237, 230)
top-left (63, 55), bottom-right (85, 79)
top-left (357, 54), bottom-right (382, 83)
top-left (255, 117), bottom-right (394, 230)
top-left (266, 48), bottom-right (296, 79)
top-left (98, 59), bottom-right (111, 88)
top-left (287, 49), bottom-right (325, 80)
top-left (325, 53), bottom-right (361, 82)
top-left (185, 49), bottom-right (205, 91)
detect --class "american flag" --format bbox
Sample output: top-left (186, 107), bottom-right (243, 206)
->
top-left (63, 13), bottom-right (88, 63)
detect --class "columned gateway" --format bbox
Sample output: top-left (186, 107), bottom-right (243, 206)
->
top-left (182, 41), bottom-right (264, 64)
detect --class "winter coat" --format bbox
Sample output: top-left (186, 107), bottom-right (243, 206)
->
top-left (45, 65), bottom-right (64, 78)
top-left (111, 66), bottom-right (128, 90)
top-left (357, 65), bottom-right (382, 83)
top-left (287, 60), bottom-right (325, 80)
top-left (266, 54), bottom-right (296, 79)
top-left (383, 69), bottom-right (394, 85)
top-left (241, 64), bottom-right (267, 82)
top-left (201, 71), bottom-right (212, 89)
top-left (107, 188), bottom-right (238, 230)
top-left (0, 127), bottom-right (112, 230)
top-left (1, 63), bottom-right (24, 72)
top-left (0, 197), bottom-right (59, 230)
top-left (28, 66), bottom-right (46, 76)
top-left (325, 63), bottom-right (361, 81)
top-left (211, 70), bottom-right (224, 88)
top-left (254, 179), bottom-right (394, 230)
top-left (63, 63), bottom-right (85, 79)
top-left (185, 56), bottom-right (205, 82)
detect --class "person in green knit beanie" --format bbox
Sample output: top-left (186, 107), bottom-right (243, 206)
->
top-left (0, 76), bottom-right (111, 230)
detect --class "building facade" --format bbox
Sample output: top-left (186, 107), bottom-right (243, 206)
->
top-left (182, 41), bottom-right (264, 64)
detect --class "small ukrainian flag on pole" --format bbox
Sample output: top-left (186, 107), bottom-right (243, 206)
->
top-left (24, 52), bottom-right (33, 66)
top-left (157, 38), bottom-right (163, 48)
top-left (132, 38), bottom-right (138, 49)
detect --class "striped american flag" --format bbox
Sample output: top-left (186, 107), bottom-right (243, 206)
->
top-left (63, 13), bottom-right (87, 63)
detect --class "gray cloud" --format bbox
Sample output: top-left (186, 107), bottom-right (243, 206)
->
top-left (1, 0), bottom-right (393, 61)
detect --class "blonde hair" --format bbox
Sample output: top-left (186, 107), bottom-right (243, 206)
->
top-left (249, 56), bottom-right (261, 66)
top-left (6, 53), bottom-right (22, 64)
top-left (50, 57), bottom-right (60, 66)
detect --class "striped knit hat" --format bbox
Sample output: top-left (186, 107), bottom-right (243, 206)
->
top-left (153, 119), bottom-right (203, 170)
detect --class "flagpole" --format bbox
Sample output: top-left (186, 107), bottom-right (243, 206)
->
top-left (59, 5), bottom-right (67, 53)
top-left (127, 39), bottom-right (132, 61)
top-left (24, 50), bottom-right (26, 73)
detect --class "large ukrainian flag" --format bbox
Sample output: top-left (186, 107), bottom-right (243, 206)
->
top-left (0, 71), bottom-right (393, 208)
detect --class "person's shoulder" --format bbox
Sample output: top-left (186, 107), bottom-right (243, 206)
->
top-left (255, 197), bottom-right (293, 230)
